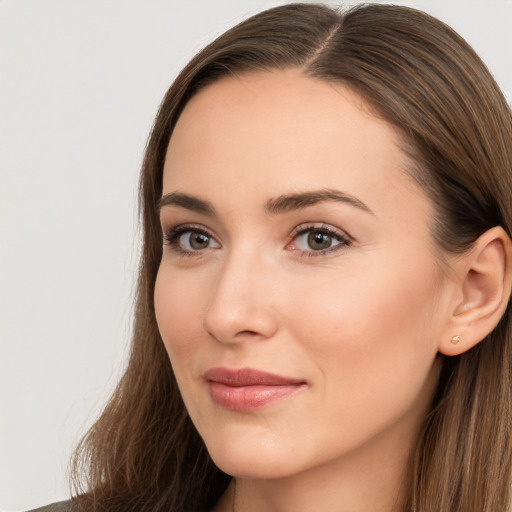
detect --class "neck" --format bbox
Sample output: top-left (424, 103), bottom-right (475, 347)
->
top-left (212, 419), bottom-right (415, 512)
top-left (232, 429), bottom-right (412, 512)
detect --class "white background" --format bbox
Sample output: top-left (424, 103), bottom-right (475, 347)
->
top-left (1, 1), bottom-right (511, 510)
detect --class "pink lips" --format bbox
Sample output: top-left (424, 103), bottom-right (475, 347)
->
top-left (204, 367), bottom-right (306, 412)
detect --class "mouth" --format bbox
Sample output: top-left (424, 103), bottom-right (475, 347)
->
top-left (203, 367), bottom-right (307, 412)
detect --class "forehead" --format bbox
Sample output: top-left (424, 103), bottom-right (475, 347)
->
top-left (163, 69), bottom-right (427, 218)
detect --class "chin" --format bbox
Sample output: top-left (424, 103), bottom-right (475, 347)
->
top-left (200, 427), bottom-right (306, 479)
top-left (209, 451), bottom-right (299, 480)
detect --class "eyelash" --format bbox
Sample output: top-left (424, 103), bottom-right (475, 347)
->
top-left (162, 222), bottom-right (352, 258)
top-left (163, 224), bottom-right (217, 257)
top-left (287, 223), bottom-right (352, 257)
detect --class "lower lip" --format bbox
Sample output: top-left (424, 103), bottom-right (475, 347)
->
top-left (209, 382), bottom-right (305, 412)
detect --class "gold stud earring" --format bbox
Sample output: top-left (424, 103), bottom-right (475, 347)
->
top-left (451, 335), bottom-right (461, 344)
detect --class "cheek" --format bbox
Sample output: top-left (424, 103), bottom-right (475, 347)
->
top-left (289, 248), bottom-right (445, 350)
top-left (284, 257), bottom-right (444, 415)
top-left (154, 267), bottom-right (206, 364)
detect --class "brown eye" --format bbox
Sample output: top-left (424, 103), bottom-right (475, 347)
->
top-left (178, 230), bottom-right (217, 251)
top-left (187, 232), bottom-right (211, 250)
top-left (307, 231), bottom-right (333, 251)
top-left (164, 226), bottom-right (220, 253)
top-left (289, 225), bottom-right (351, 256)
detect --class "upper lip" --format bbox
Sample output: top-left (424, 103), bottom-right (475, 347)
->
top-left (204, 367), bottom-right (306, 387)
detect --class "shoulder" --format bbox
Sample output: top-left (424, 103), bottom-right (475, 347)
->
top-left (25, 500), bottom-right (73, 512)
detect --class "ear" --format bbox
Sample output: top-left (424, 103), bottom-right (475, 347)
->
top-left (439, 226), bottom-right (512, 356)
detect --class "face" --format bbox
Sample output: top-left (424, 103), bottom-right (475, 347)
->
top-left (154, 69), bottom-right (454, 480)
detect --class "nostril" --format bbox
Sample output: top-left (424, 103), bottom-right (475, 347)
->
top-left (207, 328), bottom-right (270, 344)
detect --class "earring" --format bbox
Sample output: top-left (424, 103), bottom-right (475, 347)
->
top-left (451, 335), bottom-right (461, 344)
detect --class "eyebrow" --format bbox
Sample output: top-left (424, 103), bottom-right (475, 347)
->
top-left (157, 188), bottom-right (373, 216)
top-left (158, 192), bottom-right (215, 215)
top-left (265, 188), bottom-right (374, 215)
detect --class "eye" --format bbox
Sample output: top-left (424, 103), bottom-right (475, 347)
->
top-left (163, 225), bottom-right (220, 254)
top-left (288, 224), bottom-right (351, 255)
top-left (180, 231), bottom-right (214, 251)
top-left (300, 231), bottom-right (336, 251)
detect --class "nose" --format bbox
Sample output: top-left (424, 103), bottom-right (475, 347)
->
top-left (203, 251), bottom-right (279, 344)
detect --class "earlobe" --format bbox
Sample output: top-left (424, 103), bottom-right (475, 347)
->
top-left (439, 226), bottom-right (512, 356)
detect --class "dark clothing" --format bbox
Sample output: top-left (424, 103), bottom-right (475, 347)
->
top-left (26, 501), bottom-right (72, 512)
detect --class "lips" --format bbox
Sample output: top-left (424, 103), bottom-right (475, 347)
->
top-left (204, 367), bottom-right (307, 412)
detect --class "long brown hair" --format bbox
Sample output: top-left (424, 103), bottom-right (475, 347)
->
top-left (72, 4), bottom-right (512, 511)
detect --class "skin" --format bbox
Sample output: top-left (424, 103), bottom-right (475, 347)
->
top-left (154, 69), bottom-right (461, 512)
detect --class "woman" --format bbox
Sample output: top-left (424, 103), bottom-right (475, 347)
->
top-left (33, 3), bottom-right (512, 511)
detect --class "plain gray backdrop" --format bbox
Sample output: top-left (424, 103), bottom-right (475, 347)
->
top-left (1, 0), bottom-right (511, 510)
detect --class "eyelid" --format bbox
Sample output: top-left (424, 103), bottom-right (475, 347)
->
top-left (163, 223), bottom-right (220, 255)
top-left (163, 222), bottom-right (213, 239)
top-left (286, 222), bottom-right (353, 256)
top-left (162, 221), bottom-right (352, 258)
